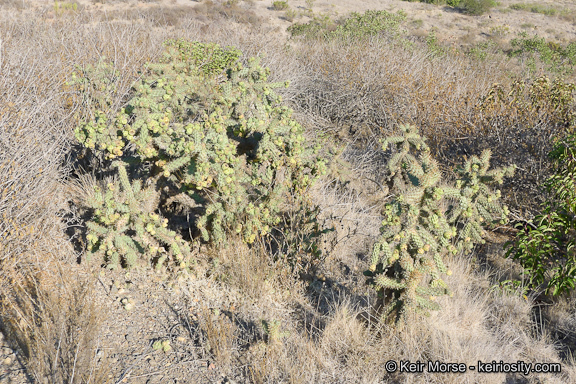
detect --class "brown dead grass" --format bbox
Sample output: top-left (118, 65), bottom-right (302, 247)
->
top-left (0, 261), bottom-right (108, 383)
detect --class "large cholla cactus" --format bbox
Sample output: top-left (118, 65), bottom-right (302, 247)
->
top-left (75, 39), bottom-right (325, 251)
top-left (85, 162), bottom-right (193, 271)
top-left (365, 125), bottom-right (514, 325)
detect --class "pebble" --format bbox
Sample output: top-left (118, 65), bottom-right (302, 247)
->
top-left (3, 357), bottom-right (12, 365)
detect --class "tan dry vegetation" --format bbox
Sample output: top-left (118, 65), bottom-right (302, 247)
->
top-left (1, 1), bottom-right (576, 383)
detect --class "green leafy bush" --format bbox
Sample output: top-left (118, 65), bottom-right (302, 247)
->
top-left (288, 10), bottom-right (406, 40)
top-left (74, 39), bottom-right (325, 269)
top-left (510, 3), bottom-right (559, 16)
top-left (510, 33), bottom-right (576, 75)
top-left (505, 134), bottom-right (576, 296)
top-left (272, 1), bottom-right (289, 11)
top-left (460, 0), bottom-right (495, 15)
top-left (365, 125), bottom-right (514, 325)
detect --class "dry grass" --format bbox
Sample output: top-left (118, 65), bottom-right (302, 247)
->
top-left (0, 263), bottom-right (108, 383)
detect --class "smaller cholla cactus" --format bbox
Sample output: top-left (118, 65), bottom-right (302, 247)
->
top-left (261, 319), bottom-right (289, 344)
top-left (84, 161), bottom-right (193, 271)
top-left (152, 339), bottom-right (172, 353)
top-left (365, 124), bottom-right (514, 325)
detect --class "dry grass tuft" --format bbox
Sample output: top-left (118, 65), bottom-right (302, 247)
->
top-left (198, 306), bottom-right (237, 369)
top-left (0, 263), bottom-right (108, 383)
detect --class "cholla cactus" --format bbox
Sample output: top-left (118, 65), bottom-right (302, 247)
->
top-left (85, 161), bottom-right (193, 271)
top-left (75, 39), bottom-right (325, 259)
top-left (365, 124), bottom-right (514, 325)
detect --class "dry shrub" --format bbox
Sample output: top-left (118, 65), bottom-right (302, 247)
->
top-left (0, 0), bottom-right (27, 9)
top-left (0, 262), bottom-right (108, 383)
top-left (198, 307), bottom-right (237, 369)
top-left (209, 239), bottom-right (296, 301)
top-left (194, 0), bottom-right (263, 25)
top-left (97, 5), bottom-right (198, 27)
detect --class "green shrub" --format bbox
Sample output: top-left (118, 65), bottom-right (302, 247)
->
top-left (272, 1), bottom-right (289, 11)
top-left (283, 8), bottom-right (297, 22)
top-left (510, 33), bottom-right (576, 75)
top-left (505, 134), bottom-right (576, 296)
top-left (287, 15), bottom-right (335, 39)
top-left (73, 39), bottom-right (326, 270)
top-left (333, 10), bottom-right (406, 39)
top-left (365, 125), bottom-right (514, 325)
top-left (510, 3), bottom-right (559, 16)
top-left (460, 0), bottom-right (495, 15)
top-left (288, 10), bottom-right (406, 40)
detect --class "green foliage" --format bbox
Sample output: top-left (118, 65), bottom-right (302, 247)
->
top-left (69, 59), bottom-right (122, 117)
top-left (460, 0), bottom-right (495, 15)
top-left (288, 10), bottom-right (406, 40)
top-left (74, 39), bottom-right (325, 267)
top-left (365, 125), bottom-right (514, 325)
top-left (426, 31), bottom-right (447, 57)
top-left (510, 3), bottom-right (559, 16)
top-left (333, 10), bottom-right (406, 39)
top-left (287, 15), bottom-right (335, 39)
top-left (505, 134), bottom-right (576, 296)
top-left (510, 33), bottom-right (576, 76)
top-left (272, 1), bottom-right (289, 11)
top-left (54, 1), bottom-right (78, 16)
top-left (271, 201), bottom-right (333, 277)
top-left (283, 8), bottom-right (297, 22)
top-left (466, 40), bottom-right (500, 61)
top-left (261, 319), bottom-right (289, 344)
top-left (152, 339), bottom-right (172, 352)
top-left (84, 162), bottom-right (193, 272)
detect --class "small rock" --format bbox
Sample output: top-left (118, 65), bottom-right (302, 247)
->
top-left (3, 357), bottom-right (12, 365)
